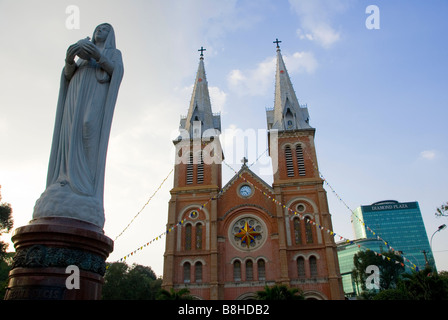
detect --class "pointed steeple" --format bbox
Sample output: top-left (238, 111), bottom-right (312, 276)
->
top-left (180, 48), bottom-right (221, 138)
top-left (266, 40), bottom-right (311, 131)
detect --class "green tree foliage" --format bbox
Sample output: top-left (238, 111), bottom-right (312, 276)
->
top-left (157, 287), bottom-right (194, 300)
top-left (0, 188), bottom-right (14, 297)
top-left (371, 287), bottom-right (412, 300)
top-left (435, 202), bottom-right (448, 217)
top-left (256, 284), bottom-right (304, 300)
top-left (0, 252), bottom-right (14, 298)
top-left (102, 262), bottom-right (162, 300)
top-left (0, 191), bottom-right (14, 261)
top-left (352, 250), bottom-right (404, 293)
top-left (374, 267), bottom-right (448, 300)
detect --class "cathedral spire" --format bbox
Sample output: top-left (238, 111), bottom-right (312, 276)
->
top-left (180, 47), bottom-right (221, 138)
top-left (266, 40), bottom-right (311, 131)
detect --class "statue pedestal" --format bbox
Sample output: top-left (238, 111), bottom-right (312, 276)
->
top-left (4, 217), bottom-right (113, 300)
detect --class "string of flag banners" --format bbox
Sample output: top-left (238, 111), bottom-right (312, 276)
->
top-left (298, 141), bottom-right (419, 270)
top-left (220, 160), bottom-right (416, 271)
top-left (112, 150), bottom-right (269, 261)
top-left (111, 144), bottom-right (419, 271)
top-left (115, 188), bottom-right (225, 263)
top-left (248, 147), bottom-right (269, 169)
top-left (113, 168), bottom-right (174, 241)
top-left (111, 171), bottom-right (417, 271)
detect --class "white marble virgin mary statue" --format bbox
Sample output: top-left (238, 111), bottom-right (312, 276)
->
top-left (33, 23), bottom-right (124, 229)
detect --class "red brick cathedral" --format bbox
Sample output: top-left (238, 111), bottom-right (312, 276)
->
top-left (162, 42), bottom-right (344, 300)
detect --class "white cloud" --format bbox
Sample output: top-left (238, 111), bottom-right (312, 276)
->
top-left (228, 69), bottom-right (246, 87)
top-left (305, 24), bottom-right (340, 48)
top-left (420, 150), bottom-right (436, 160)
top-left (227, 51), bottom-right (317, 96)
top-left (209, 86), bottom-right (227, 114)
top-left (227, 56), bottom-right (274, 96)
top-left (177, 84), bottom-right (227, 115)
top-left (284, 51), bottom-right (318, 75)
top-left (289, 0), bottom-right (349, 48)
top-left (297, 29), bottom-right (314, 41)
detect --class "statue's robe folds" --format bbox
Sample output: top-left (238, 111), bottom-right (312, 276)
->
top-left (33, 24), bottom-right (124, 229)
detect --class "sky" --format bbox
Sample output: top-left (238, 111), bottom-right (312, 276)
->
top-left (0, 0), bottom-right (447, 277)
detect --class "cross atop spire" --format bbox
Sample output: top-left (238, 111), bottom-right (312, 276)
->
top-left (273, 38), bottom-right (282, 50)
top-left (198, 46), bottom-right (206, 59)
top-left (266, 39), bottom-right (312, 131)
top-left (178, 49), bottom-right (221, 137)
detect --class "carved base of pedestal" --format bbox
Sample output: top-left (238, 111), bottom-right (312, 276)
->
top-left (4, 217), bottom-right (113, 300)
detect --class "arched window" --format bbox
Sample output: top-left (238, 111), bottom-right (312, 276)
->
top-left (183, 262), bottom-right (191, 283)
top-left (195, 224), bottom-right (203, 250)
top-left (186, 153), bottom-right (193, 184)
top-left (293, 218), bottom-right (302, 245)
top-left (246, 260), bottom-right (253, 281)
top-left (197, 151), bottom-right (204, 184)
top-left (295, 144), bottom-right (306, 176)
top-left (195, 261), bottom-right (202, 283)
top-left (257, 260), bottom-right (266, 280)
top-left (309, 256), bottom-right (318, 277)
top-left (297, 257), bottom-right (306, 278)
top-left (305, 218), bottom-right (313, 244)
top-left (233, 261), bottom-right (241, 282)
top-left (285, 146), bottom-right (294, 177)
top-left (185, 224), bottom-right (192, 251)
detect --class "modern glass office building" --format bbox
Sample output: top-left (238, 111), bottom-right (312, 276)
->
top-left (351, 200), bottom-right (435, 272)
top-left (337, 238), bottom-right (385, 298)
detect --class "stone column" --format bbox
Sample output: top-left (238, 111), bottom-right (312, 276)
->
top-left (4, 217), bottom-right (113, 300)
top-left (209, 196), bottom-right (219, 299)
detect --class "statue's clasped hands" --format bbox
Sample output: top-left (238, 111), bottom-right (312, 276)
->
top-left (66, 37), bottom-right (101, 63)
top-left (81, 41), bottom-right (101, 61)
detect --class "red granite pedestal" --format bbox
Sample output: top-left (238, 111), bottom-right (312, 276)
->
top-left (4, 217), bottom-right (113, 300)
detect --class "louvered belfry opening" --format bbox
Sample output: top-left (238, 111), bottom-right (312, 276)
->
top-left (186, 152), bottom-right (194, 184)
top-left (285, 146), bottom-right (294, 177)
top-left (197, 151), bottom-right (204, 184)
top-left (296, 144), bottom-right (306, 176)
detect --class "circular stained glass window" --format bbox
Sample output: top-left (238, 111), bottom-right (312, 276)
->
top-left (190, 210), bottom-right (198, 219)
top-left (229, 215), bottom-right (266, 251)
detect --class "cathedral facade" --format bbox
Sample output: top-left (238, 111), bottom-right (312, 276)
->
top-left (162, 43), bottom-right (344, 300)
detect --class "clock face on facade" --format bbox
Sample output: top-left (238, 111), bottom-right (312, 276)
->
top-left (239, 185), bottom-right (252, 197)
top-left (230, 216), bottom-right (266, 251)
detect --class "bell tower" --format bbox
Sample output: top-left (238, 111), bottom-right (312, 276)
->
top-left (172, 47), bottom-right (222, 190)
top-left (162, 42), bottom-right (344, 300)
top-left (162, 48), bottom-right (223, 299)
top-left (266, 39), bottom-right (344, 299)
